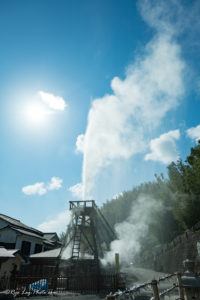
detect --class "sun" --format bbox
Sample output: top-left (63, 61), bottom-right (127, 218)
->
top-left (24, 103), bottom-right (49, 125)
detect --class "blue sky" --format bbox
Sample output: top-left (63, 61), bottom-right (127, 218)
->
top-left (1, 0), bottom-right (200, 234)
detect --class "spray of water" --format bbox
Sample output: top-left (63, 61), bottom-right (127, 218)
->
top-left (76, 1), bottom-right (185, 199)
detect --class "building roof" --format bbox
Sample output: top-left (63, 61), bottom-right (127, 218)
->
top-left (43, 232), bottom-right (58, 241)
top-left (0, 225), bottom-right (44, 240)
top-left (0, 214), bottom-right (61, 248)
top-left (6, 249), bottom-right (19, 256)
top-left (0, 214), bottom-right (43, 236)
top-left (43, 239), bottom-right (55, 246)
top-left (43, 232), bottom-right (62, 246)
top-left (0, 246), bottom-right (18, 258)
top-left (9, 226), bottom-right (44, 240)
top-left (30, 247), bottom-right (61, 259)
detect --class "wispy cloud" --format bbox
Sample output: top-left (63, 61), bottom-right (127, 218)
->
top-left (37, 210), bottom-right (71, 234)
top-left (22, 176), bottom-right (63, 196)
top-left (68, 182), bottom-right (83, 199)
top-left (77, 2), bottom-right (185, 198)
top-left (145, 129), bottom-right (180, 164)
top-left (38, 91), bottom-right (67, 111)
top-left (22, 182), bottom-right (46, 196)
top-left (186, 125), bottom-right (200, 142)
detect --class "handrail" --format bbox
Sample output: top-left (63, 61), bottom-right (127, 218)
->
top-left (107, 272), bottom-right (183, 300)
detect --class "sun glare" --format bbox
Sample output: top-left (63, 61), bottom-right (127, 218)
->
top-left (25, 103), bottom-right (49, 125)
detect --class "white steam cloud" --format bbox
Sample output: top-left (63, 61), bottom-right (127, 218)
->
top-left (145, 129), bottom-right (180, 164)
top-left (102, 195), bottom-right (162, 265)
top-left (77, 2), bottom-right (185, 198)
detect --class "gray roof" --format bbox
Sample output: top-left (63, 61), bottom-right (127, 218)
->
top-left (6, 249), bottom-right (19, 255)
top-left (43, 233), bottom-right (62, 247)
top-left (0, 214), bottom-right (43, 236)
top-left (30, 247), bottom-right (61, 259)
top-left (43, 239), bottom-right (54, 246)
top-left (0, 246), bottom-right (18, 258)
top-left (43, 232), bottom-right (58, 241)
top-left (0, 226), bottom-right (60, 246)
top-left (9, 226), bottom-right (44, 240)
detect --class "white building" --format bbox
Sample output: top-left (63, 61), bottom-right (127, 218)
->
top-left (0, 214), bottom-right (60, 258)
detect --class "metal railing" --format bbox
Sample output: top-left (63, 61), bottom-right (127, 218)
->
top-left (107, 273), bottom-right (184, 300)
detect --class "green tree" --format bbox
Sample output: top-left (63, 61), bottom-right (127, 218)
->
top-left (168, 141), bottom-right (200, 229)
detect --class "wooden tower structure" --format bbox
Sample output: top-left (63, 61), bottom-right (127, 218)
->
top-left (58, 200), bottom-right (116, 276)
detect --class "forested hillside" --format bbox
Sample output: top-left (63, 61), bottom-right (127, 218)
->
top-left (100, 142), bottom-right (200, 250)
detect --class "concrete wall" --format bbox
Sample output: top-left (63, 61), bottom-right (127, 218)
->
top-left (140, 230), bottom-right (200, 274)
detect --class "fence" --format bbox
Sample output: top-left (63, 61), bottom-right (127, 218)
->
top-left (0, 273), bottom-right (120, 296)
top-left (107, 273), bottom-right (184, 300)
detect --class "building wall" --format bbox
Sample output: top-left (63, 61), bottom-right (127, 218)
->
top-left (0, 228), bottom-right (17, 244)
top-left (15, 235), bottom-right (44, 255)
top-left (0, 227), bottom-right (44, 255)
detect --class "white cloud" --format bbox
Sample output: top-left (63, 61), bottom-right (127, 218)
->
top-left (68, 183), bottom-right (83, 199)
top-left (37, 210), bottom-right (71, 234)
top-left (76, 134), bottom-right (85, 153)
top-left (48, 177), bottom-right (63, 190)
top-left (22, 176), bottom-right (63, 196)
top-left (38, 91), bottom-right (67, 111)
top-left (186, 125), bottom-right (200, 142)
top-left (145, 129), bottom-right (180, 164)
top-left (22, 182), bottom-right (47, 195)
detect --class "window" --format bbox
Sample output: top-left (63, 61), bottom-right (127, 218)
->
top-left (34, 243), bottom-right (42, 254)
top-left (21, 241), bottom-right (31, 256)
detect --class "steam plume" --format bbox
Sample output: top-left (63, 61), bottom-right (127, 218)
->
top-left (77, 1), bottom-right (185, 199)
top-left (102, 194), bottom-right (162, 265)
